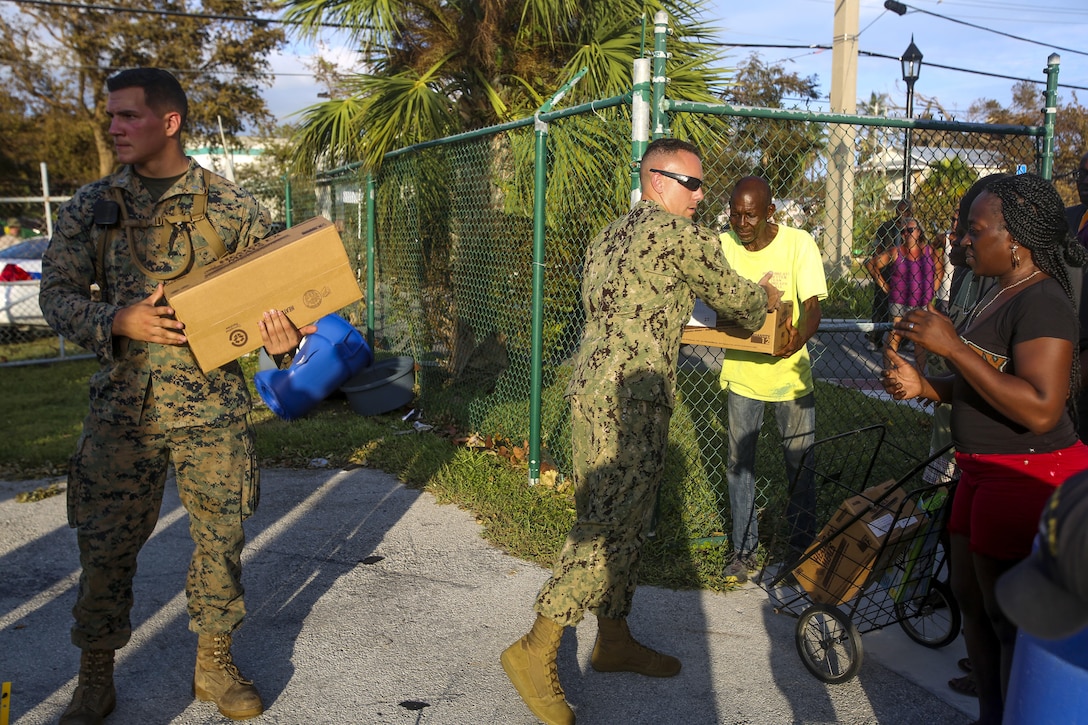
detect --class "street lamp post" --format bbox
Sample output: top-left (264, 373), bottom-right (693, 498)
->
top-left (901, 36), bottom-right (923, 199)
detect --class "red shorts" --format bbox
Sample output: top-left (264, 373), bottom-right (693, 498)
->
top-left (949, 442), bottom-right (1088, 561)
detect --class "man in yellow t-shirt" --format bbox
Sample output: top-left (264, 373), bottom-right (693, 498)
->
top-left (719, 176), bottom-right (828, 582)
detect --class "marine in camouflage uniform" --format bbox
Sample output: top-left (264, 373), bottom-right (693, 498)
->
top-left (502, 138), bottom-right (775, 725)
top-left (39, 68), bottom-right (291, 724)
top-left (41, 158), bottom-right (269, 645)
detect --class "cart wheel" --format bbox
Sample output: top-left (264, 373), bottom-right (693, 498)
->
top-left (895, 579), bottom-right (961, 649)
top-left (795, 604), bottom-right (863, 684)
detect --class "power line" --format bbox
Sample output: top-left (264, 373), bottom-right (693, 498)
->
top-left (7, 0), bottom-right (353, 29)
top-left (885, 0), bottom-right (1088, 58)
top-left (717, 42), bottom-right (1088, 93)
top-left (858, 48), bottom-right (1082, 90)
top-left (903, 0), bottom-right (1088, 19)
top-left (10, 0), bottom-right (1086, 96)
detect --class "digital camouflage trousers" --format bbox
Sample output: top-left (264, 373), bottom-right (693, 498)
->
top-left (535, 394), bottom-right (670, 626)
top-left (67, 413), bottom-right (258, 650)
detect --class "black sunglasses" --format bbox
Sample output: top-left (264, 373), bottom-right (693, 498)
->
top-left (650, 168), bottom-right (703, 192)
top-left (901, 226), bottom-right (920, 234)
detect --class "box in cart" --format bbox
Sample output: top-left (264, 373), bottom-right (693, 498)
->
top-left (165, 216), bottom-right (362, 372)
top-left (681, 299), bottom-right (793, 354)
top-left (793, 479), bottom-right (924, 606)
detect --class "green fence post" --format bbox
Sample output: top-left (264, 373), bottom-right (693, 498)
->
top-left (284, 175), bottom-right (293, 228)
top-left (651, 11), bottom-right (670, 139)
top-left (365, 171), bottom-right (376, 349)
top-left (1040, 53), bottom-right (1060, 180)
top-left (529, 68), bottom-right (588, 486)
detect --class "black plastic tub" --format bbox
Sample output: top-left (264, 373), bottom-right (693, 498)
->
top-left (339, 356), bottom-right (416, 416)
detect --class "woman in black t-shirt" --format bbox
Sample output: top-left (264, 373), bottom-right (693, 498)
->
top-left (880, 173), bottom-right (1088, 725)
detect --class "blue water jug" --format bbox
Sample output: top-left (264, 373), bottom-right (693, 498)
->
top-left (254, 314), bottom-right (373, 420)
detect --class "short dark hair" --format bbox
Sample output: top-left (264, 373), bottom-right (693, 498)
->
top-left (641, 138), bottom-right (701, 167)
top-left (106, 68), bottom-right (188, 131)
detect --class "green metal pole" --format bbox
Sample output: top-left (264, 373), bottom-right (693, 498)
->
top-left (284, 176), bottom-right (293, 228)
top-left (651, 11), bottom-right (670, 139)
top-left (365, 172), bottom-right (376, 350)
top-left (1040, 53), bottom-right (1060, 179)
top-left (529, 127), bottom-right (548, 486)
top-left (528, 68), bottom-right (588, 486)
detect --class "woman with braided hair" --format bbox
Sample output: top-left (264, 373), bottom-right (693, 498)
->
top-left (880, 172), bottom-right (1088, 725)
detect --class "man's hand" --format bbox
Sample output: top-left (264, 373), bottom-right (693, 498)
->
top-left (111, 282), bottom-right (187, 345)
top-left (774, 316), bottom-right (802, 358)
top-left (758, 271), bottom-right (782, 312)
top-left (259, 309), bottom-right (317, 356)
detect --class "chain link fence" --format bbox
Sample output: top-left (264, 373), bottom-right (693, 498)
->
top-left (666, 110), bottom-right (1039, 559)
top-left (2, 58), bottom-right (1053, 566)
top-left (1, 181), bottom-right (76, 362)
top-left (308, 100), bottom-right (1045, 563)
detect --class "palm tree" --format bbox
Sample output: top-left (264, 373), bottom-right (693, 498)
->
top-left (277, 0), bottom-right (730, 172)
top-left (276, 1), bottom-right (732, 407)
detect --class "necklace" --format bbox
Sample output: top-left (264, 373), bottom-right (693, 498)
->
top-left (968, 270), bottom-right (1042, 325)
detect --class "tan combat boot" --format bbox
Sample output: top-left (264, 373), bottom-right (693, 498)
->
top-left (59, 648), bottom-right (116, 725)
top-left (500, 614), bottom-right (575, 725)
top-left (193, 633), bottom-right (264, 720)
top-left (590, 616), bottom-right (681, 677)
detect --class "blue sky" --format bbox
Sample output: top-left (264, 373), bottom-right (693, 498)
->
top-left (262, 0), bottom-right (1087, 125)
top-left (706, 0), bottom-right (1087, 118)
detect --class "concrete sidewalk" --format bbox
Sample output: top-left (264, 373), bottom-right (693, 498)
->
top-left (0, 468), bottom-right (978, 724)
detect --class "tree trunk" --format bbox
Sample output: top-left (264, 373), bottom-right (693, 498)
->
top-left (93, 122), bottom-right (114, 178)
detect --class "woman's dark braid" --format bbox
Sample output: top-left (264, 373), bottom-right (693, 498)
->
top-left (987, 173), bottom-right (1085, 410)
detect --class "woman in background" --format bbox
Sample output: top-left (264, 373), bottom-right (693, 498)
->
top-left (865, 217), bottom-right (941, 362)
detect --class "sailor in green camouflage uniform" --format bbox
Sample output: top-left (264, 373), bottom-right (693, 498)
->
top-left (501, 138), bottom-right (781, 725)
top-left (39, 68), bottom-right (308, 725)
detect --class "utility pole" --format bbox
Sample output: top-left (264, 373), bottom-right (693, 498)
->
top-left (823, 0), bottom-right (859, 279)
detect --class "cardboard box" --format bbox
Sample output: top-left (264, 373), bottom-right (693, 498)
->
top-left (793, 479), bottom-right (924, 606)
top-left (165, 216), bottom-right (362, 372)
top-left (681, 300), bottom-right (793, 354)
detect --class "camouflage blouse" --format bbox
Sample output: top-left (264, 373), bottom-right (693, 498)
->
top-left (566, 200), bottom-right (767, 408)
top-left (40, 160), bottom-right (270, 429)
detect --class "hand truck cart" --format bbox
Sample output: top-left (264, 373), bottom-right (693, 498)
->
top-left (755, 425), bottom-right (961, 684)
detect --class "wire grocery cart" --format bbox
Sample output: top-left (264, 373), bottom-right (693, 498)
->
top-left (755, 425), bottom-right (961, 684)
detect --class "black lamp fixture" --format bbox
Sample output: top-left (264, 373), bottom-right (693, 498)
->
top-left (900, 36), bottom-right (923, 198)
top-left (900, 36), bottom-right (923, 99)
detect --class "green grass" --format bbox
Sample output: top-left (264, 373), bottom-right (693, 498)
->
top-left (0, 357), bottom-right (98, 479)
top-left (0, 350), bottom-right (931, 593)
top-left (0, 328), bottom-right (89, 364)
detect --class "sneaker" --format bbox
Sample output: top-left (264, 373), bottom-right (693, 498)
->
top-left (724, 554), bottom-right (758, 583)
top-left (865, 340), bottom-right (881, 352)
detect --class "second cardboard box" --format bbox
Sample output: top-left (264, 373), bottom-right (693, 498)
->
top-left (681, 299), bottom-right (793, 354)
